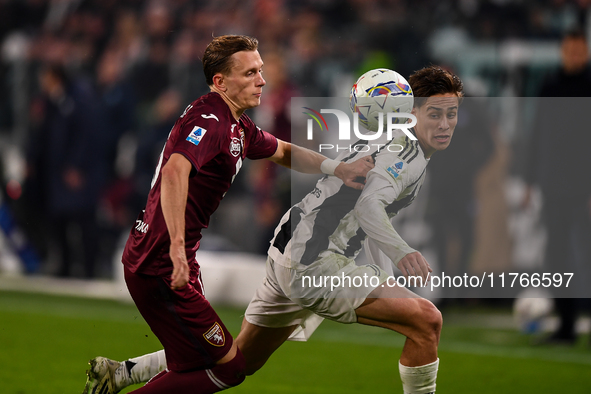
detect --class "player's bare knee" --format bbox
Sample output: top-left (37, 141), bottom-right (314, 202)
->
top-left (424, 300), bottom-right (442, 331)
top-left (413, 299), bottom-right (442, 345)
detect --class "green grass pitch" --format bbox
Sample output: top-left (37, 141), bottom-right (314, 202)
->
top-left (1, 290), bottom-right (590, 393)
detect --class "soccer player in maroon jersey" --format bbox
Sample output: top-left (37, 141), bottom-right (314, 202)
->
top-left (83, 35), bottom-right (372, 394)
top-left (85, 65), bottom-right (463, 394)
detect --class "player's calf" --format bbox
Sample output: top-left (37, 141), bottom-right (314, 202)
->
top-left (130, 349), bottom-right (246, 393)
top-left (396, 298), bottom-right (442, 368)
top-left (207, 347), bottom-right (247, 390)
top-left (236, 319), bottom-right (299, 376)
top-left (398, 299), bottom-right (441, 394)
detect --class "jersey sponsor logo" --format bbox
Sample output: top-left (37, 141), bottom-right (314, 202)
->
top-left (187, 126), bottom-right (207, 146)
top-left (203, 322), bottom-right (225, 347)
top-left (201, 113), bottom-right (219, 122)
top-left (229, 137), bottom-right (241, 157)
top-left (135, 219), bottom-right (149, 234)
top-left (386, 161), bottom-right (404, 179)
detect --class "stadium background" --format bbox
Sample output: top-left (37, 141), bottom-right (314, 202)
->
top-left (0, 1), bottom-right (590, 393)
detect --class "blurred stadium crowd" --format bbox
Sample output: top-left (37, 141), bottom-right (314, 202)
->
top-left (0, 0), bottom-right (589, 279)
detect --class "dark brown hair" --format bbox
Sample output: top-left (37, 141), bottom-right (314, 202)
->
top-left (408, 65), bottom-right (464, 108)
top-left (202, 35), bottom-right (259, 86)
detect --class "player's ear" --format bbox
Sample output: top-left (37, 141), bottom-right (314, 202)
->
top-left (212, 73), bottom-right (227, 92)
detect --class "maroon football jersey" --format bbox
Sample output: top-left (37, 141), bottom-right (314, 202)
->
top-left (122, 92), bottom-right (278, 275)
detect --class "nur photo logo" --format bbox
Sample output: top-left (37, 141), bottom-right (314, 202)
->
top-left (303, 107), bottom-right (417, 153)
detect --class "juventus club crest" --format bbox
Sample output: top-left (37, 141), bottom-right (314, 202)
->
top-left (204, 322), bottom-right (225, 347)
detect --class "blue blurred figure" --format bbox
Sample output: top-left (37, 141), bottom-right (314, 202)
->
top-left (32, 63), bottom-right (107, 278)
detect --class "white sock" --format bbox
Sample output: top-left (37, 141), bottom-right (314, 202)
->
top-left (126, 350), bottom-right (168, 385)
top-left (398, 358), bottom-right (439, 394)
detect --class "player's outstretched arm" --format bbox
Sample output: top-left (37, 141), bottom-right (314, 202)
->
top-left (267, 139), bottom-right (373, 189)
top-left (160, 153), bottom-right (192, 290)
top-left (354, 173), bottom-right (431, 282)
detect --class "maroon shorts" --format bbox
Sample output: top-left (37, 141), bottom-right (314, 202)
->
top-left (124, 265), bottom-right (233, 372)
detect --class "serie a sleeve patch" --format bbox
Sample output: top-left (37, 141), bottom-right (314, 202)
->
top-left (186, 126), bottom-right (207, 146)
top-left (386, 160), bottom-right (405, 179)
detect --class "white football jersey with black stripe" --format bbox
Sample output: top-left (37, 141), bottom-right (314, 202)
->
top-left (269, 129), bottom-right (429, 269)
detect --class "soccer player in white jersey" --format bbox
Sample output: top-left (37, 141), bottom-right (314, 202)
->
top-left (85, 65), bottom-right (463, 394)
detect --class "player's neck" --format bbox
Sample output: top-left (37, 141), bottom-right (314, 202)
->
top-left (420, 143), bottom-right (436, 159)
top-left (210, 88), bottom-right (244, 120)
top-left (413, 131), bottom-right (436, 159)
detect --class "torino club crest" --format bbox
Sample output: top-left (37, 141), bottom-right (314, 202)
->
top-left (204, 322), bottom-right (225, 347)
top-left (230, 137), bottom-right (241, 157)
top-left (229, 125), bottom-right (244, 157)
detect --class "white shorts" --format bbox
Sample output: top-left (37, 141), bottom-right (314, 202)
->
top-left (244, 254), bottom-right (389, 341)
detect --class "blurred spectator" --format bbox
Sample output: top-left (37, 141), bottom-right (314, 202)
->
top-left (132, 38), bottom-right (169, 116)
top-left (426, 96), bottom-right (495, 297)
top-left (142, 0), bottom-right (174, 42)
top-left (96, 47), bottom-right (136, 181)
top-left (130, 1), bottom-right (174, 119)
top-left (523, 28), bottom-right (591, 344)
top-left (287, 9), bottom-right (326, 96)
top-left (134, 89), bottom-right (183, 209)
top-left (95, 47), bottom-right (138, 271)
top-left (169, 29), bottom-right (209, 105)
top-left (109, 8), bottom-right (144, 69)
top-left (27, 63), bottom-right (107, 278)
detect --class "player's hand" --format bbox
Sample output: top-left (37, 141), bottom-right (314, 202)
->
top-left (397, 251), bottom-right (432, 284)
top-left (170, 242), bottom-right (189, 290)
top-left (334, 156), bottom-right (374, 190)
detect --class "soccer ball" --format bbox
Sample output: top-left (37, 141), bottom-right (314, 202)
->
top-left (513, 288), bottom-right (554, 334)
top-left (349, 68), bottom-right (414, 132)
